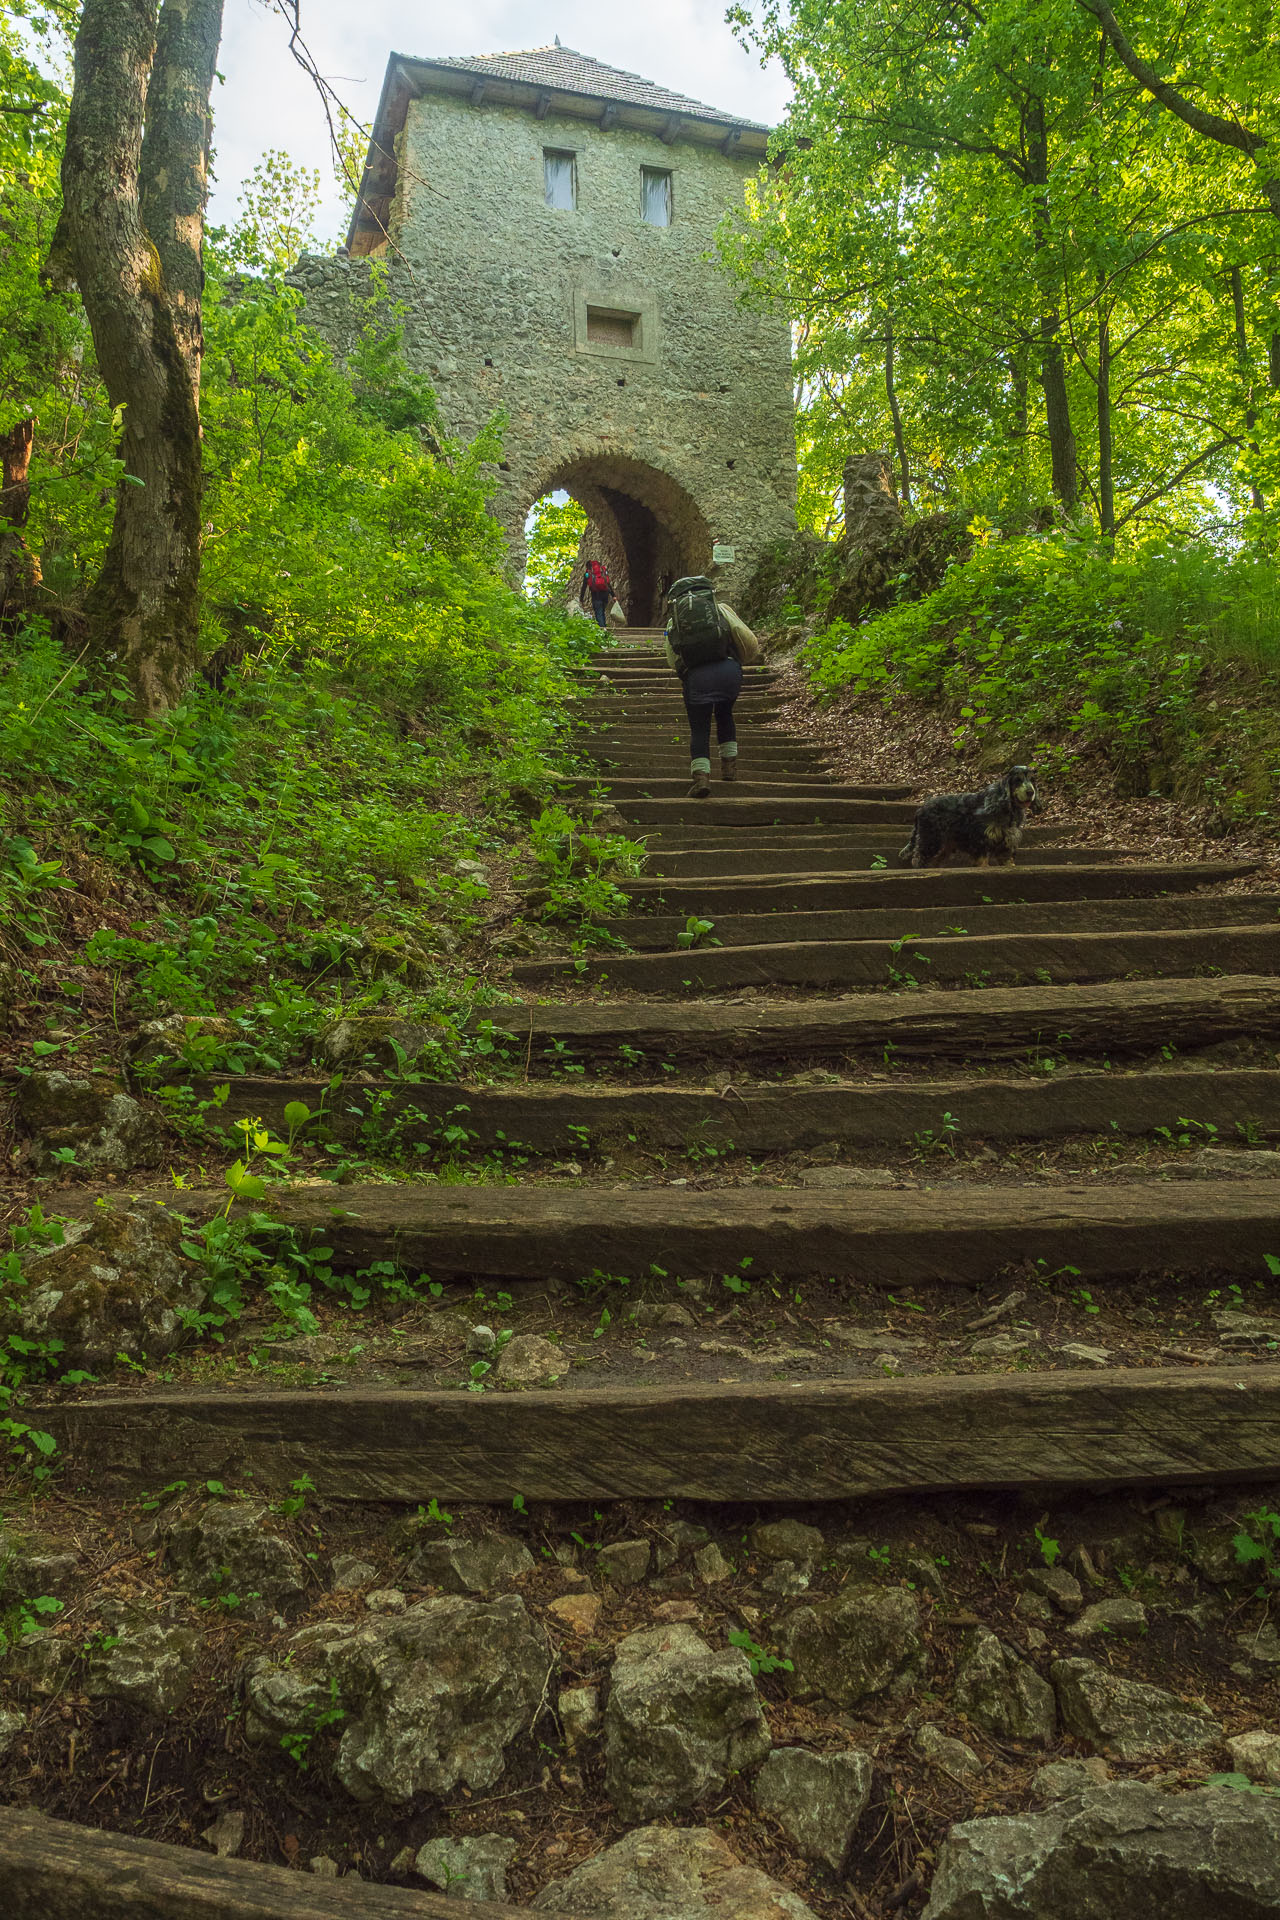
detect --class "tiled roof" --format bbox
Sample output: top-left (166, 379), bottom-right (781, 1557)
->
top-left (422, 45), bottom-right (767, 131)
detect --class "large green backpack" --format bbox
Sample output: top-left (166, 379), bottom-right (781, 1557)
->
top-left (665, 575), bottom-right (731, 671)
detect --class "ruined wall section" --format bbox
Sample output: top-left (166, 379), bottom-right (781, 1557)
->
top-left (290, 89), bottom-right (795, 607)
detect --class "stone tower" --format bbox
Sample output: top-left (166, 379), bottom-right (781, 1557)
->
top-left (339, 44), bottom-right (796, 618)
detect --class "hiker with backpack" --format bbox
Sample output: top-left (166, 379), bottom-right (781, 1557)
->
top-left (582, 558), bottom-right (614, 628)
top-left (664, 574), bottom-right (762, 797)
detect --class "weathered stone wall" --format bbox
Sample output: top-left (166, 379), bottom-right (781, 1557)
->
top-left (289, 87), bottom-right (796, 614)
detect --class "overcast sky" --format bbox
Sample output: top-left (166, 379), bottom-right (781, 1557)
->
top-left (210, 1), bottom-right (791, 241)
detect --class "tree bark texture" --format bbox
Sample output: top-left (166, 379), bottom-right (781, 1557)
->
top-left (1231, 265), bottom-right (1265, 510)
top-left (883, 309), bottom-right (912, 505)
top-left (1097, 296), bottom-right (1114, 534)
top-left (51, 0), bottom-right (223, 715)
top-left (0, 417), bottom-right (41, 611)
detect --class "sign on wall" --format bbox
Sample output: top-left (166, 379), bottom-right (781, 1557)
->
top-left (712, 543), bottom-right (736, 563)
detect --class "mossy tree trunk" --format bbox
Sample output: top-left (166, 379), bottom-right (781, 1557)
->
top-left (47, 0), bottom-right (223, 716)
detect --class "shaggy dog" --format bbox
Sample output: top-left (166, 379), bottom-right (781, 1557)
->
top-left (898, 766), bottom-right (1039, 868)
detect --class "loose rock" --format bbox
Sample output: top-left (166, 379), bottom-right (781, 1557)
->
top-left (748, 1519), bottom-right (824, 1565)
top-left (922, 1782), bottom-right (1280, 1919)
top-left (201, 1809), bottom-right (245, 1858)
top-left (1051, 1657), bottom-right (1220, 1759)
top-left (1228, 1730), bottom-right (1280, 1785)
top-left (560, 1685), bottom-right (601, 1746)
top-left (330, 1554), bottom-right (377, 1592)
top-left (694, 1543), bottom-right (731, 1585)
top-left (165, 1499), bottom-right (306, 1617)
top-left (416, 1834), bottom-right (517, 1903)
top-left (1066, 1597), bottom-right (1148, 1640)
top-left (1032, 1757), bottom-right (1110, 1801)
top-left (0, 1708), bottom-right (26, 1758)
top-left (245, 1594), bottom-right (553, 1803)
top-left (494, 1334), bottom-right (564, 1386)
top-left (4, 1200), bottom-right (207, 1372)
top-left (16, 1070), bottom-right (162, 1171)
top-left (953, 1628), bottom-right (1056, 1745)
top-left (404, 1533), bottom-right (534, 1593)
top-left (1025, 1567), bottom-right (1083, 1614)
top-left (1058, 1342), bottom-right (1111, 1367)
top-left (604, 1622), bottom-right (771, 1821)
top-left (598, 1540), bottom-right (651, 1586)
top-left (779, 1586), bottom-right (925, 1708)
top-left (915, 1724), bottom-right (984, 1781)
top-left (84, 1608), bottom-right (203, 1716)
top-left (532, 1825), bottom-right (818, 1918)
top-left (754, 1746), bottom-right (873, 1871)
top-left (320, 1014), bottom-right (433, 1069)
top-left (548, 1593), bottom-right (601, 1637)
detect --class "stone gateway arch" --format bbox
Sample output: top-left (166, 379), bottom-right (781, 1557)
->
top-left (314, 44), bottom-right (797, 617)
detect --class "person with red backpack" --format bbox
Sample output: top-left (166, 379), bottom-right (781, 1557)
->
top-left (581, 558), bottom-right (613, 628)
top-left (664, 574), bottom-right (762, 796)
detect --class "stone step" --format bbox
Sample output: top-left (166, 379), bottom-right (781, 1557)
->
top-left (514, 924), bottom-right (1280, 991)
top-left (200, 1067), bottom-right (1280, 1156)
top-left (37, 1369), bottom-right (1280, 1504)
top-left (615, 860), bottom-right (1253, 911)
top-left (104, 1178), bottom-right (1280, 1285)
top-left (606, 893), bottom-right (1280, 949)
top-left (502, 975), bottom-right (1280, 1064)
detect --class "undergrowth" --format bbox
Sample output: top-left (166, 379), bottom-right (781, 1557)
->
top-left (804, 529), bottom-right (1280, 822)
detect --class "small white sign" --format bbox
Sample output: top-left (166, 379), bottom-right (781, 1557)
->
top-left (712, 543), bottom-right (736, 563)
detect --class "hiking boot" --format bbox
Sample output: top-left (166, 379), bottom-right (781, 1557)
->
top-left (687, 772), bottom-right (712, 798)
top-left (720, 757), bottom-right (738, 782)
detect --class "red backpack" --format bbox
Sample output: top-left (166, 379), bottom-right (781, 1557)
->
top-left (587, 561), bottom-right (610, 592)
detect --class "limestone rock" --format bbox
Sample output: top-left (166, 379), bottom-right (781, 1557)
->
top-left (0, 1708), bottom-right (26, 1757)
top-left (404, 1533), bottom-right (534, 1593)
top-left (1058, 1342), bottom-right (1111, 1367)
top-left (922, 1782), bottom-right (1280, 1919)
top-left (748, 1519), bottom-right (824, 1565)
top-left (694, 1543), bottom-right (731, 1585)
top-left (320, 1013), bottom-right (433, 1069)
top-left (953, 1628), bottom-right (1056, 1745)
top-left (1051, 1657), bottom-right (1220, 1760)
top-left (548, 1593), bottom-right (601, 1637)
top-left (166, 1499), bottom-right (306, 1617)
top-left (1228, 1730), bottom-right (1280, 1785)
top-left (127, 1014), bottom-right (239, 1072)
top-left (598, 1539), bottom-right (651, 1586)
top-left (754, 1746), bottom-right (873, 1871)
top-left (365, 1588), bottom-right (406, 1614)
top-left (1025, 1566), bottom-right (1083, 1614)
top-left (798, 1165), bottom-right (896, 1188)
top-left (84, 1608), bottom-right (203, 1716)
top-left (201, 1809), bottom-right (245, 1858)
top-left (1066, 1597), bottom-right (1148, 1640)
top-left (245, 1594), bottom-right (553, 1803)
top-left (330, 1554), bottom-right (377, 1591)
top-left (16, 1070), bottom-right (162, 1171)
top-left (416, 1834), bottom-right (517, 1903)
top-left (0, 1537), bottom-right (80, 1601)
top-left (494, 1334), bottom-right (564, 1387)
top-left (1033, 1757), bottom-right (1110, 1801)
top-left (4, 1200), bottom-right (206, 1371)
top-left (560, 1685), bottom-right (601, 1745)
top-left (604, 1622), bottom-right (771, 1821)
top-left (779, 1586), bottom-right (925, 1708)
top-left (915, 1724), bottom-right (984, 1781)
top-left (532, 1825), bottom-right (818, 1918)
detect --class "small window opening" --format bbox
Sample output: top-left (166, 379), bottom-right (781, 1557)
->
top-left (484, 357), bottom-right (493, 367)
top-left (641, 167), bottom-right (673, 227)
top-left (617, 378), bottom-right (627, 387)
top-left (586, 306), bottom-right (639, 349)
top-left (544, 149), bottom-right (577, 210)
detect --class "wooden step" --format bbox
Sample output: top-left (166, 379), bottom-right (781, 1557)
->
top-left (629, 847), bottom-right (1143, 878)
top-left (514, 924), bottom-right (1280, 991)
top-left (494, 976), bottom-right (1280, 1063)
top-left (203, 1067), bottom-right (1280, 1155)
top-left (561, 777), bottom-right (909, 801)
top-left (606, 894), bottom-right (1280, 949)
top-left (0, 1805), bottom-right (511, 1919)
top-left (615, 860), bottom-right (1254, 911)
top-left (37, 1369), bottom-right (1280, 1504)
top-left (128, 1177), bottom-right (1280, 1284)
top-left (617, 797), bottom-right (924, 826)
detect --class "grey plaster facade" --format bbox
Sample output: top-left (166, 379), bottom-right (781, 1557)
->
top-left (301, 49), bottom-right (796, 618)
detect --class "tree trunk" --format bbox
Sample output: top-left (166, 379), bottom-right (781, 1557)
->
top-left (1230, 265), bottom-right (1265, 510)
top-left (48, 0), bottom-right (223, 716)
top-left (1097, 295), bottom-right (1115, 536)
top-left (0, 417), bottom-right (41, 614)
top-left (883, 309), bottom-right (912, 507)
top-left (1026, 104), bottom-right (1079, 511)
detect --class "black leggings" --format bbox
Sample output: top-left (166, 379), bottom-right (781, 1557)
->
top-left (682, 657), bottom-right (742, 763)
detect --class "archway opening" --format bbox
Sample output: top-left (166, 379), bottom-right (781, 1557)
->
top-left (521, 454), bottom-right (713, 626)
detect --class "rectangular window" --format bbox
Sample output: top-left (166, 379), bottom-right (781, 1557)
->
top-left (641, 167), bottom-right (673, 227)
top-left (585, 306), bottom-right (640, 349)
top-left (544, 149), bottom-right (577, 210)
